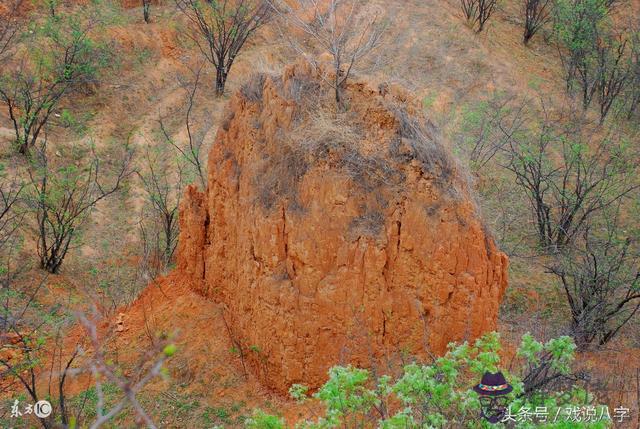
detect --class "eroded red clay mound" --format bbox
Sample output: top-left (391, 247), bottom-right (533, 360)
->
top-left (176, 62), bottom-right (509, 393)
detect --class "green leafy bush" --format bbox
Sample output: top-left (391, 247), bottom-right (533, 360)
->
top-left (249, 333), bottom-right (609, 428)
top-left (246, 409), bottom-right (286, 429)
top-left (553, 0), bottom-right (631, 121)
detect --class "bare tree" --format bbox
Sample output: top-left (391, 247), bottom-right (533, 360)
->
top-left (460, 0), bottom-right (498, 33)
top-left (270, 0), bottom-right (385, 107)
top-left (175, 0), bottom-right (271, 95)
top-left (595, 34), bottom-right (630, 123)
top-left (602, 0), bottom-right (621, 8)
top-left (159, 65), bottom-right (209, 189)
top-left (500, 105), bottom-right (638, 250)
top-left (0, 8), bottom-right (111, 155)
top-left (522, 0), bottom-right (553, 45)
top-left (0, 168), bottom-right (24, 254)
top-left (26, 138), bottom-right (133, 274)
top-left (460, 0), bottom-right (478, 26)
top-left (137, 143), bottom-right (186, 274)
top-left (454, 93), bottom-right (528, 172)
top-left (0, 173), bottom-right (25, 295)
top-left (138, 68), bottom-right (210, 281)
top-left (547, 220), bottom-right (640, 350)
top-left (625, 23), bottom-right (640, 120)
top-left (0, 0), bottom-right (23, 60)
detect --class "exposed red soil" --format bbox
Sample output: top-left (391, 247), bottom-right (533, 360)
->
top-left (175, 61), bottom-right (509, 393)
top-left (58, 273), bottom-right (309, 425)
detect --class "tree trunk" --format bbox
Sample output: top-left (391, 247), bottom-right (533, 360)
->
top-left (164, 215), bottom-right (173, 267)
top-left (143, 0), bottom-right (150, 23)
top-left (215, 67), bottom-right (227, 96)
top-left (628, 95), bottom-right (639, 119)
top-left (18, 141), bottom-right (29, 156)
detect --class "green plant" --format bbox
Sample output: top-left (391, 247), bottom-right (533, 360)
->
top-left (26, 139), bottom-right (132, 273)
top-left (422, 93), bottom-right (437, 111)
top-left (553, 0), bottom-right (630, 121)
top-left (0, 1), bottom-right (114, 155)
top-left (245, 409), bottom-right (285, 429)
top-left (69, 382), bottom-right (120, 421)
top-left (547, 219), bottom-right (640, 349)
top-left (554, 0), bottom-right (609, 103)
top-left (454, 93), bottom-right (515, 171)
top-left (500, 107), bottom-right (637, 250)
top-left (251, 333), bottom-right (609, 428)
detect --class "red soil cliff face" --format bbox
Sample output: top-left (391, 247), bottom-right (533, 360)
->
top-left (176, 62), bottom-right (509, 393)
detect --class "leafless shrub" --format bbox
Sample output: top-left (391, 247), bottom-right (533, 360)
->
top-left (0, 0), bottom-right (23, 60)
top-left (296, 109), bottom-right (363, 155)
top-left (602, 0), bottom-right (621, 8)
top-left (0, 168), bottom-right (24, 255)
top-left (255, 106), bottom-right (397, 210)
top-left (252, 88), bottom-right (461, 214)
top-left (454, 94), bottom-right (528, 173)
top-left (247, 74), bottom-right (460, 227)
top-left (175, 0), bottom-right (272, 95)
top-left (625, 24), bottom-right (640, 120)
top-left (159, 65), bottom-right (209, 189)
top-left (139, 68), bottom-right (208, 280)
top-left (500, 103), bottom-right (638, 250)
top-left (255, 136), bottom-right (309, 210)
top-left (522, 0), bottom-right (554, 45)
top-left (0, 166), bottom-right (26, 292)
top-left (221, 310), bottom-right (248, 379)
top-left (460, 0), bottom-right (498, 33)
top-left (269, 0), bottom-right (386, 107)
top-left (26, 138), bottom-right (133, 274)
top-left (137, 212), bottom-right (166, 283)
top-left (137, 142), bottom-right (186, 276)
top-left (283, 75), bottom-right (322, 105)
top-left (300, 109), bottom-right (402, 192)
top-left (546, 219), bottom-right (640, 350)
top-left (339, 149), bottom-right (399, 192)
top-left (595, 34), bottom-right (630, 123)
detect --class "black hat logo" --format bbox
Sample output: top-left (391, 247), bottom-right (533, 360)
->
top-left (474, 371), bottom-right (513, 423)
